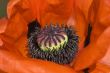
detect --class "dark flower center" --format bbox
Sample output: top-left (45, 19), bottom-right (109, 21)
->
top-left (36, 25), bottom-right (68, 51)
top-left (28, 21), bottom-right (79, 64)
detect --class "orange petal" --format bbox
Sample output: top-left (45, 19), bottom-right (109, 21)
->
top-left (99, 46), bottom-right (110, 66)
top-left (0, 39), bottom-right (3, 46)
top-left (97, 0), bottom-right (110, 26)
top-left (90, 63), bottom-right (110, 73)
top-left (15, 34), bottom-right (28, 57)
top-left (0, 18), bottom-right (7, 34)
top-left (0, 18), bottom-right (8, 46)
top-left (75, 0), bottom-right (93, 20)
top-left (7, 0), bottom-right (34, 23)
top-left (90, 0), bottom-right (110, 43)
top-left (46, 0), bottom-right (63, 5)
top-left (3, 13), bottom-right (27, 41)
top-left (73, 27), bottom-right (110, 71)
top-left (0, 47), bottom-right (76, 73)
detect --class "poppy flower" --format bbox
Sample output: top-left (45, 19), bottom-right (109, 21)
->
top-left (0, 0), bottom-right (110, 73)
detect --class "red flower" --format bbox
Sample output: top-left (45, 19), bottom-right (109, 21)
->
top-left (0, 0), bottom-right (110, 73)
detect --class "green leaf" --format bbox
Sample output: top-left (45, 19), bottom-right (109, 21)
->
top-left (0, 0), bottom-right (8, 18)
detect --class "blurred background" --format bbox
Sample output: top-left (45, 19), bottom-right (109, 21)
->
top-left (0, 0), bottom-right (8, 18)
